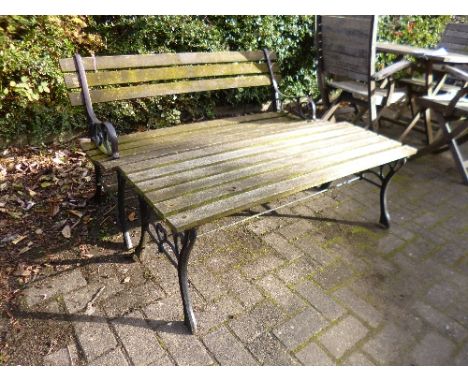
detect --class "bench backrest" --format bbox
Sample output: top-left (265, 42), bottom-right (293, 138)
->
top-left (59, 50), bottom-right (279, 106)
top-left (316, 15), bottom-right (377, 83)
top-left (439, 23), bottom-right (468, 72)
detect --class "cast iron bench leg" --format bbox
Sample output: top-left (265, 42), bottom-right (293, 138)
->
top-left (117, 171), bottom-right (133, 250)
top-left (93, 163), bottom-right (103, 203)
top-left (360, 158), bottom-right (407, 229)
top-left (135, 196), bottom-right (198, 334)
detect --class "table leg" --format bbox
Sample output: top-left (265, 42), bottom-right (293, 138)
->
top-left (424, 61), bottom-right (434, 144)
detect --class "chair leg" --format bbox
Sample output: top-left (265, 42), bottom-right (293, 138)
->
top-left (117, 171), bottom-right (133, 250)
top-left (436, 115), bottom-right (468, 185)
top-left (322, 98), bottom-right (341, 121)
top-left (93, 163), bottom-right (103, 203)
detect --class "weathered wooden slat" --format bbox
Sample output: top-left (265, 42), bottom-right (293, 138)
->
top-left (323, 55), bottom-right (369, 77)
top-left (444, 23), bottom-right (468, 34)
top-left (322, 51), bottom-right (368, 69)
top-left (130, 129), bottom-right (373, 194)
top-left (324, 64), bottom-right (369, 82)
top-left (321, 16), bottom-right (373, 35)
top-left (85, 115), bottom-right (293, 159)
top-left (64, 62), bottom-right (278, 88)
top-left (123, 124), bottom-right (369, 182)
top-left (146, 135), bottom-right (395, 207)
top-left (165, 145), bottom-right (417, 232)
top-left (80, 112), bottom-right (285, 152)
top-left (60, 50), bottom-right (277, 72)
top-left (439, 42), bottom-right (468, 55)
top-left (90, 118), bottom-right (308, 168)
top-left (156, 138), bottom-right (401, 215)
top-left (320, 41), bottom-right (370, 59)
top-left (68, 75), bottom-right (275, 105)
top-left (91, 118), bottom-right (317, 170)
top-left (134, 131), bottom-right (380, 193)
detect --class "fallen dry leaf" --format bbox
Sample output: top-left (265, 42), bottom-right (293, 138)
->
top-left (12, 235), bottom-right (27, 245)
top-left (49, 204), bottom-right (60, 217)
top-left (13, 264), bottom-right (32, 277)
top-left (69, 209), bottom-right (84, 218)
top-left (61, 224), bottom-right (71, 239)
top-left (128, 211), bottom-right (137, 222)
top-left (35, 228), bottom-right (43, 235)
top-left (122, 276), bottom-right (131, 284)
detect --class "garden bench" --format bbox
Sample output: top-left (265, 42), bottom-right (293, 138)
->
top-left (60, 49), bottom-right (416, 334)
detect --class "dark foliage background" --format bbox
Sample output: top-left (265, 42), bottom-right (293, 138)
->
top-left (0, 15), bottom-right (463, 145)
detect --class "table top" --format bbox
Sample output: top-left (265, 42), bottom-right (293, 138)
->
top-left (377, 42), bottom-right (468, 64)
top-left (95, 112), bottom-right (417, 232)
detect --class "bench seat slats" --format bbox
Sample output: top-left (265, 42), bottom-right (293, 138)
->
top-left (165, 144), bottom-right (416, 232)
top-left (80, 111), bottom-right (285, 152)
top-left (147, 137), bottom-right (400, 214)
top-left (85, 115), bottom-right (297, 162)
top-left (119, 121), bottom-right (363, 176)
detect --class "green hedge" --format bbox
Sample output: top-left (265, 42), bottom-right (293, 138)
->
top-left (0, 15), bottom-right (460, 145)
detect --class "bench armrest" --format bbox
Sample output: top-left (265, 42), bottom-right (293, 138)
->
top-left (440, 65), bottom-right (468, 82)
top-left (278, 91), bottom-right (317, 121)
top-left (372, 59), bottom-right (412, 81)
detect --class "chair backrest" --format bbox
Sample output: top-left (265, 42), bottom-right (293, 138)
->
top-left (59, 50), bottom-right (279, 106)
top-left (439, 23), bottom-right (468, 72)
top-left (316, 15), bottom-right (377, 83)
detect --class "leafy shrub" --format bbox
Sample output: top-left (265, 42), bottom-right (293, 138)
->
top-left (0, 15), bottom-right (461, 145)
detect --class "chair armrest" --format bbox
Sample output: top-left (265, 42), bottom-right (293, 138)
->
top-left (440, 65), bottom-right (468, 82)
top-left (372, 60), bottom-right (412, 81)
top-left (446, 86), bottom-right (468, 116)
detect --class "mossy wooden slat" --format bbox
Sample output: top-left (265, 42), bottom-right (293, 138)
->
top-left (133, 132), bottom-right (373, 193)
top-left (64, 62), bottom-right (278, 88)
top-left (130, 129), bottom-right (372, 194)
top-left (145, 134), bottom-right (393, 205)
top-left (91, 119), bottom-right (323, 171)
top-left (85, 115), bottom-right (293, 159)
top-left (68, 75), bottom-right (275, 105)
top-left (121, 123), bottom-right (370, 181)
top-left (165, 146), bottom-right (417, 232)
top-left (59, 50), bottom-right (277, 72)
top-left (156, 138), bottom-right (401, 215)
top-left (80, 112), bottom-right (285, 152)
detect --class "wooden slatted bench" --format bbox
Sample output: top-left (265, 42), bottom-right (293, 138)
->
top-left (60, 49), bottom-right (417, 334)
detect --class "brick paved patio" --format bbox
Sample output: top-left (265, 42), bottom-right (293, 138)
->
top-left (18, 118), bottom-right (468, 366)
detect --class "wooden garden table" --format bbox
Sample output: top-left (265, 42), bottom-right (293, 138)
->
top-left (377, 42), bottom-right (468, 143)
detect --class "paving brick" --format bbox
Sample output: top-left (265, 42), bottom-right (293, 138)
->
top-left (158, 324), bottom-right (214, 365)
top-left (246, 216), bottom-right (284, 236)
top-left (256, 274), bottom-right (306, 313)
top-left (375, 233), bottom-right (405, 255)
top-left (276, 257), bottom-right (320, 285)
top-left (263, 232), bottom-right (303, 261)
top-left (295, 342), bottom-right (334, 365)
top-left (219, 269), bottom-right (263, 308)
top-left (295, 281), bottom-right (346, 321)
top-left (333, 287), bottom-right (383, 328)
top-left (318, 316), bottom-right (368, 359)
top-left (204, 248), bottom-right (239, 274)
top-left (277, 220), bottom-right (315, 240)
top-left (203, 326), bottom-right (257, 365)
top-left (425, 281), bottom-right (460, 311)
top-left (195, 294), bottom-right (244, 334)
top-left (362, 322), bottom-right (415, 364)
top-left (43, 342), bottom-right (79, 366)
top-left (342, 351), bottom-right (375, 366)
top-left (312, 259), bottom-right (355, 291)
top-left (241, 253), bottom-right (284, 280)
top-left (144, 254), bottom-right (179, 295)
top-left (73, 308), bottom-right (118, 362)
top-left (23, 269), bottom-right (87, 307)
top-left (101, 281), bottom-right (164, 317)
top-left (190, 266), bottom-right (225, 302)
top-left (413, 301), bottom-right (467, 343)
top-left (112, 310), bottom-right (172, 365)
top-left (143, 296), bottom-right (184, 330)
top-left (247, 332), bottom-right (299, 366)
top-left (89, 348), bottom-right (129, 366)
top-left (293, 235), bottom-right (338, 268)
top-left (454, 342), bottom-right (468, 366)
top-left (273, 308), bottom-right (328, 350)
top-left (410, 331), bottom-right (456, 365)
top-left (229, 300), bottom-right (286, 344)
